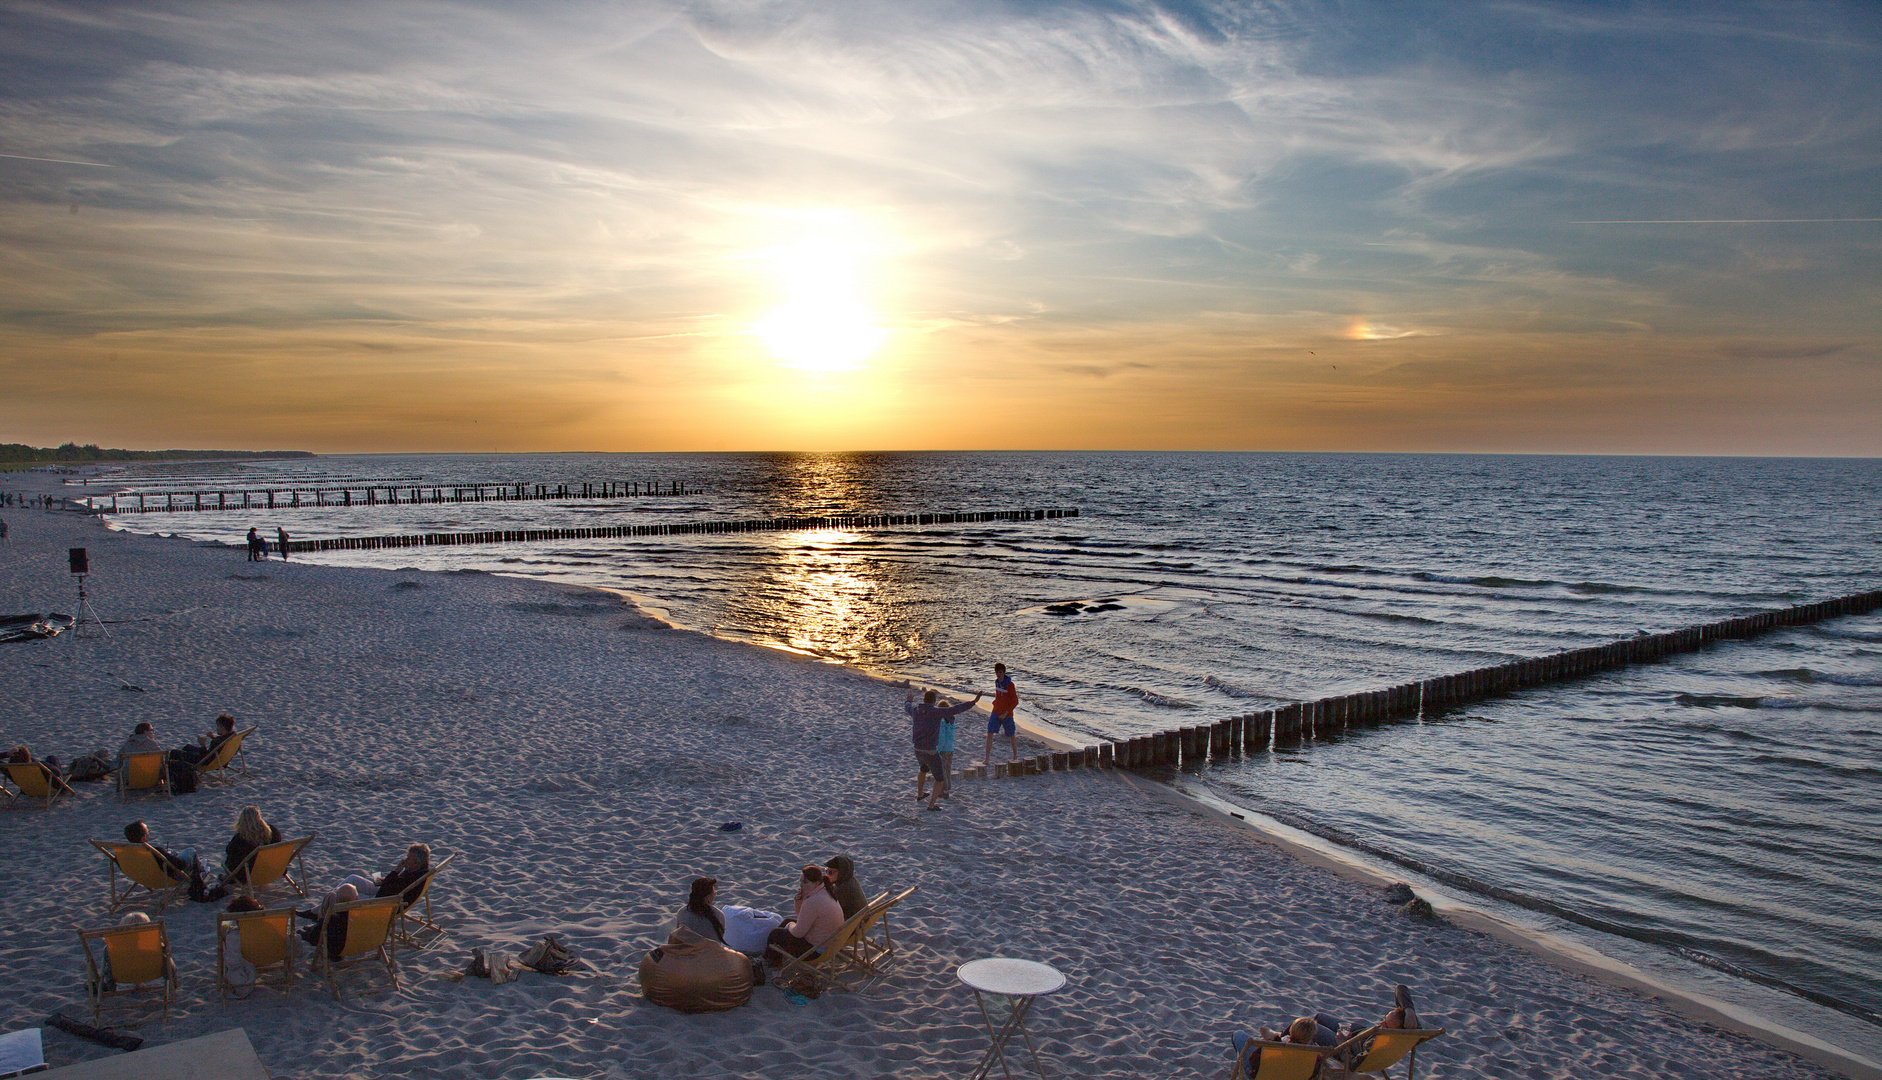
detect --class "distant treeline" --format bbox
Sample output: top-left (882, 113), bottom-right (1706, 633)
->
top-left (0, 443), bottom-right (314, 464)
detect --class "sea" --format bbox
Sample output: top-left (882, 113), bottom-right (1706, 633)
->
top-left (82, 451), bottom-right (1882, 1064)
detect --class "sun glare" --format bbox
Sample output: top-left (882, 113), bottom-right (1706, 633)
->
top-left (756, 236), bottom-right (887, 372)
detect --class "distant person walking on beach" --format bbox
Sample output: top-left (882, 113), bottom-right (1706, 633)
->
top-left (906, 687), bottom-right (979, 811)
top-left (277, 526), bottom-right (289, 561)
top-left (984, 663), bottom-right (1021, 766)
top-left (246, 527), bottom-right (264, 561)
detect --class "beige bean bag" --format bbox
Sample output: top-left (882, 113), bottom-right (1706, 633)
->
top-left (639, 928), bottom-right (752, 1013)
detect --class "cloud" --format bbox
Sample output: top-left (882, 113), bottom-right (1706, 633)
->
top-left (0, 0), bottom-right (1876, 452)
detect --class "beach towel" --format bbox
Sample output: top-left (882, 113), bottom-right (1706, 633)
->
top-left (720, 905), bottom-right (783, 956)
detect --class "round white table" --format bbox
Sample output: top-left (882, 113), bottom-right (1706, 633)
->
top-left (957, 958), bottom-right (1066, 1080)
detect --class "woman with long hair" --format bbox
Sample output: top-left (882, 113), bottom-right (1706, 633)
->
top-left (223, 804), bottom-right (281, 883)
top-left (677, 877), bottom-right (727, 942)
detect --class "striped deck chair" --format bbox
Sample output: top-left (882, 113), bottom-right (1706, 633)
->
top-left (312, 895), bottom-right (402, 998)
top-left (116, 751), bottom-right (169, 802)
top-left (1229, 1037), bottom-right (1335, 1080)
top-left (1326, 1027), bottom-right (1446, 1079)
top-left (78, 920), bottom-right (177, 1024)
top-left (194, 726), bottom-right (257, 785)
top-left (3, 761), bottom-right (68, 810)
top-left (235, 834), bottom-right (315, 901)
top-left (840, 886), bottom-right (916, 978)
top-left (90, 839), bottom-right (189, 912)
top-left (765, 903), bottom-right (880, 995)
top-left (391, 853), bottom-right (454, 950)
top-left (216, 907), bottom-right (298, 998)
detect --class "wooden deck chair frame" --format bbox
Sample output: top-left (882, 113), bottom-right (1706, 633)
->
top-left (194, 726), bottom-right (257, 784)
top-left (216, 907), bottom-right (299, 999)
top-left (840, 886), bottom-right (916, 978)
top-left (116, 751), bottom-right (170, 802)
top-left (1325, 1027), bottom-right (1446, 1079)
top-left (77, 920), bottom-right (177, 1025)
top-left (765, 903), bottom-right (880, 995)
top-left (90, 839), bottom-right (188, 913)
top-left (312, 895), bottom-right (402, 999)
top-left (391, 853), bottom-right (454, 950)
top-left (235, 833), bottom-right (315, 902)
top-left (3, 761), bottom-right (68, 810)
top-left (1229, 1037), bottom-right (1335, 1080)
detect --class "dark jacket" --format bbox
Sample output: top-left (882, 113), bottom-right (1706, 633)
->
top-left (224, 825), bottom-right (282, 881)
top-left (906, 699), bottom-right (975, 752)
top-left (376, 862), bottom-right (429, 906)
top-left (826, 855), bottom-right (866, 920)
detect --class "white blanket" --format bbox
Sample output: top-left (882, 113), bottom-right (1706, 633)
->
top-left (721, 905), bottom-right (783, 956)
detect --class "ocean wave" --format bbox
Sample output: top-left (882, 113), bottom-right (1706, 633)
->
top-left (1203, 674), bottom-right (1263, 698)
top-left (1756, 667), bottom-right (1882, 687)
top-left (1750, 754), bottom-right (1882, 780)
top-left (1125, 687), bottom-right (1196, 709)
top-left (1673, 720), bottom-right (1772, 743)
top-left (1674, 693), bottom-right (1765, 708)
top-left (1247, 800), bottom-right (1882, 1029)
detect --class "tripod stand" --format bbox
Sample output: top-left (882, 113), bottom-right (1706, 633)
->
top-left (71, 573), bottom-right (111, 641)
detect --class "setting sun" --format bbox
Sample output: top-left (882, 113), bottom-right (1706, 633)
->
top-left (756, 236), bottom-right (887, 372)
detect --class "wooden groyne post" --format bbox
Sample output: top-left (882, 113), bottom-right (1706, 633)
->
top-left (966, 588), bottom-right (1882, 785)
top-left (98, 480), bottom-right (698, 515)
top-left (277, 508), bottom-right (1079, 554)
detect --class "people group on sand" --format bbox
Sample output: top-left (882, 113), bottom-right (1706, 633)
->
top-left (247, 526), bottom-right (266, 561)
top-left (1230, 984), bottom-right (1423, 1070)
top-left (674, 852), bottom-right (866, 962)
top-left (905, 687), bottom-right (980, 811)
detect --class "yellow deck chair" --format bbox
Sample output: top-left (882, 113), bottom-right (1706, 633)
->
top-left (216, 907), bottom-right (298, 998)
top-left (236, 834), bottom-right (315, 901)
top-left (765, 902), bottom-right (882, 995)
top-left (1230, 1037), bottom-right (1334, 1080)
top-left (840, 886), bottom-right (916, 977)
top-left (116, 751), bottom-right (170, 802)
top-left (90, 839), bottom-right (189, 912)
top-left (391, 853), bottom-right (455, 949)
top-left (312, 895), bottom-right (402, 998)
top-left (77, 920), bottom-right (177, 1024)
top-left (1326, 1027), bottom-right (1446, 1079)
top-left (194, 726), bottom-right (257, 784)
top-left (3, 761), bottom-right (68, 809)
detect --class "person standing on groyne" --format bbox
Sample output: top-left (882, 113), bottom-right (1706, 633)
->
top-left (984, 663), bottom-right (1021, 767)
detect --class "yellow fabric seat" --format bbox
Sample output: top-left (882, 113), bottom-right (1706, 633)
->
top-left (1230, 1037), bottom-right (1334, 1080)
top-left (117, 751), bottom-right (170, 802)
top-left (90, 839), bottom-right (189, 912)
top-left (3, 761), bottom-right (67, 809)
top-left (216, 907), bottom-right (299, 998)
top-left (312, 895), bottom-right (402, 998)
top-left (236, 834), bottom-right (315, 901)
top-left (78, 920), bottom-right (177, 1024)
top-left (1326, 1027), bottom-right (1446, 1079)
top-left (194, 726), bottom-right (257, 784)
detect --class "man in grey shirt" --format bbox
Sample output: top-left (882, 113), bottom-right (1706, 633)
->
top-left (905, 688), bottom-right (980, 811)
top-left (118, 721), bottom-right (162, 759)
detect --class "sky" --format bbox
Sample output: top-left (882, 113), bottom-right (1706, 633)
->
top-left (1, 0), bottom-right (1877, 454)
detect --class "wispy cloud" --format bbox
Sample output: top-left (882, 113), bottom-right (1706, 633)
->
top-left (0, 0), bottom-right (1876, 451)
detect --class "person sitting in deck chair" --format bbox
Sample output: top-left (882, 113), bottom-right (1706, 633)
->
top-left (296, 882), bottom-right (357, 959)
top-left (765, 865), bottom-right (844, 963)
top-left (222, 805), bottom-right (283, 885)
top-left (7, 745), bottom-right (75, 797)
top-left (123, 820), bottom-right (200, 882)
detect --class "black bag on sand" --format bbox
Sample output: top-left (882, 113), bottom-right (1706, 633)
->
top-left (165, 757), bottom-right (198, 795)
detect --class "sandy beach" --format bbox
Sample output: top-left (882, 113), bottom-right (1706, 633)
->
top-left (0, 473), bottom-right (1855, 1080)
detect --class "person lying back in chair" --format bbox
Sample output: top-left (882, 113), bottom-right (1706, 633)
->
top-left (124, 820), bottom-right (200, 881)
top-left (7, 745), bottom-right (75, 796)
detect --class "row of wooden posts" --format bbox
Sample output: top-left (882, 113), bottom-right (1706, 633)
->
top-left (103, 481), bottom-right (693, 514)
top-left (284, 508), bottom-right (1081, 553)
top-left (958, 588), bottom-right (1882, 782)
